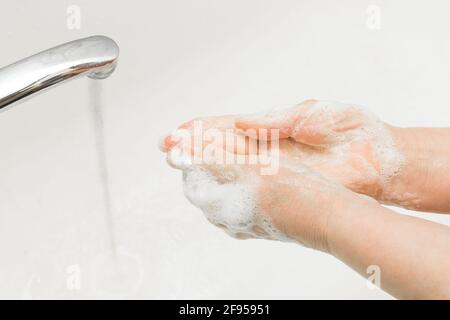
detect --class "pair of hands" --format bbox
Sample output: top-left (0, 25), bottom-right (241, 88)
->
top-left (160, 99), bottom-right (409, 250)
top-left (161, 102), bottom-right (450, 299)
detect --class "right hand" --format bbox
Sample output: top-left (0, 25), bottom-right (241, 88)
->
top-left (235, 99), bottom-right (404, 201)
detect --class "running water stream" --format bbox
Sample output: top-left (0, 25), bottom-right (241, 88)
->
top-left (88, 80), bottom-right (143, 297)
top-left (88, 79), bottom-right (118, 262)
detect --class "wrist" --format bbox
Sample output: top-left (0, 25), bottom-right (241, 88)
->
top-left (383, 125), bottom-right (450, 212)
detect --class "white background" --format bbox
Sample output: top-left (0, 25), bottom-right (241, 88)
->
top-left (0, 0), bottom-right (449, 299)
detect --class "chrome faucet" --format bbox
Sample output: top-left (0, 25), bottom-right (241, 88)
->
top-left (0, 35), bottom-right (119, 111)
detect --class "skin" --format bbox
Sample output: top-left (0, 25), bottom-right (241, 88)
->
top-left (236, 99), bottom-right (450, 212)
top-left (160, 99), bottom-right (450, 299)
top-left (386, 126), bottom-right (450, 212)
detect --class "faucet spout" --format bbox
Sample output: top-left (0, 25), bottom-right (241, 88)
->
top-left (0, 35), bottom-right (119, 111)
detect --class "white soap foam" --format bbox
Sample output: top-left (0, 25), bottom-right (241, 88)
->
top-left (179, 161), bottom-right (291, 241)
top-left (183, 166), bottom-right (255, 229)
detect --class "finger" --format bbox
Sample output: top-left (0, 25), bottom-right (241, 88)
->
top-left (160, 115), bottom-right (239, 152)
top-left (235, 99), bottom-right (317, 141)
top-left (291, 101), bottom-right (365, 147)
top-left (235, 108), bottom-right (295, 140)
top-left (159, 131), bottom-right (184, 152)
